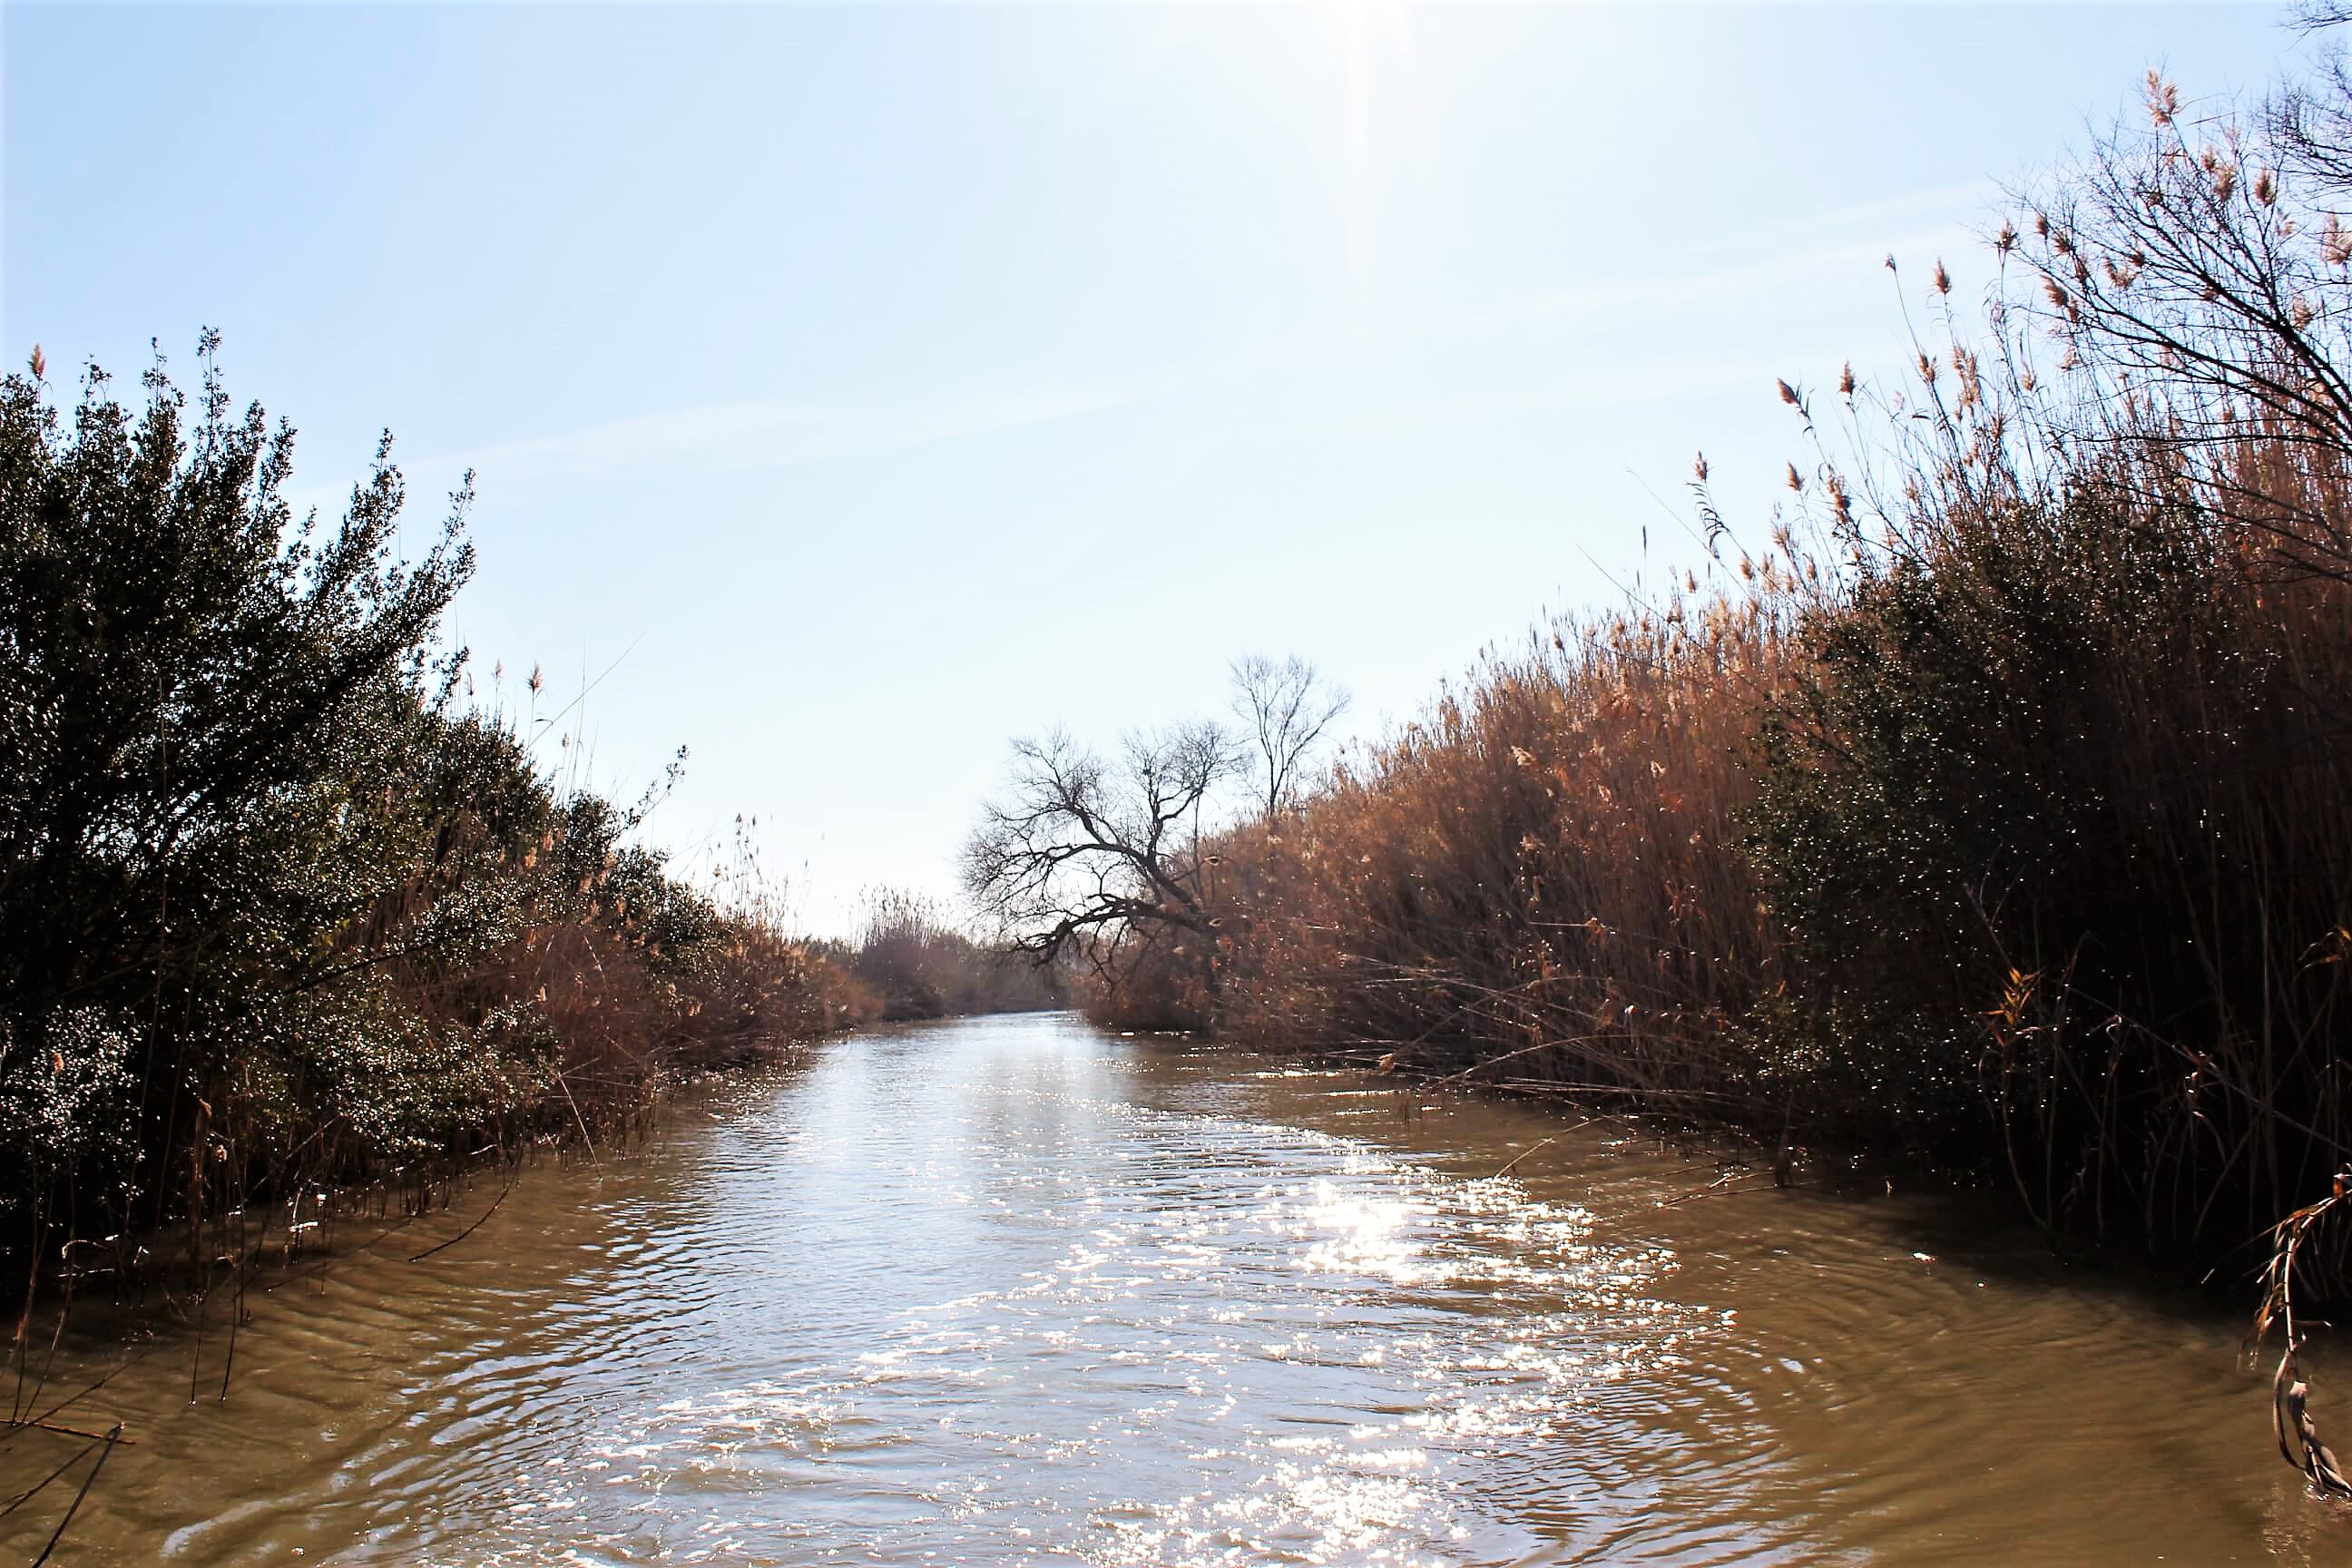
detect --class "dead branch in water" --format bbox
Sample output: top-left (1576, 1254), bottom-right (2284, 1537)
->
top-left (408, 1169), bottom-right (521, 1263)
top-left (0, 1421), bottom-right (133, 1448)
top-left (2255, 1171), bottom-right (2352, 1498)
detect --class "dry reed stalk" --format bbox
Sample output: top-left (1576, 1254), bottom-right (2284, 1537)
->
top-left (2256, 1175), bottom-right (2352, 1496)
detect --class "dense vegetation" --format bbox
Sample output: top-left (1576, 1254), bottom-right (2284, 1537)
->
top-left (0, 340), bottom-right (888, 1302)
top-left (820, 887), bottom-right (1062, 1021)
top-left (977, 56), bottom-right (2352, 1280)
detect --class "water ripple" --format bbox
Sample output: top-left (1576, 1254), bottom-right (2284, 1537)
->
top-left (0, 1014), bottom-right (2328, 1564)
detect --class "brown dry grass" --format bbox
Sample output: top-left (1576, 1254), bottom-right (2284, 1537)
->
top-left (1200, 389), bottom-right (2352, 1273)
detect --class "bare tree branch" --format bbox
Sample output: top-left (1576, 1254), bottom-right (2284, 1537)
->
top-left (2005, 67), bottom-right (2352, 579)
top-left (963, 722), bottom-right (1238, 998)
top-left (1230, 654), bottom-right (1349, 826)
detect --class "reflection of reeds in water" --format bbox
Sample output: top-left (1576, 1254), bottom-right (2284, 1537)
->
top-left (4, 1416), bottom-right (121, 1567)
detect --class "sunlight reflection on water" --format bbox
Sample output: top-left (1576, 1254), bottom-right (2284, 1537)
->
top-left (5, 1013), bottom-right (2334, 1566)
top-left (450, 1081), bottom-right (1709, 1567)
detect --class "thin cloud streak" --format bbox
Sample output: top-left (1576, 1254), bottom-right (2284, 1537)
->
top-left (425, 375), bottom-right (1181, 489)
top-left (1494, 193), bottom-right (2004, 343)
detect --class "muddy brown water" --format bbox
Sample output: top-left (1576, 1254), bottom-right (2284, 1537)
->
top-left (3, 1011), bottom-right (2346, 1564)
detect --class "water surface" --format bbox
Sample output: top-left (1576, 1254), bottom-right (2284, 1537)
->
top-left (4, 1012), bottom-right (2341, 1564)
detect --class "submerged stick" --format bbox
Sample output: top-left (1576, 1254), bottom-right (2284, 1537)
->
top-left (1494, 1137), bottom-right (1555, 1179)
top-left (409, 1170), bottom-right (519, 1263)
top-left (1, 1419), bottom-right (135, 1447)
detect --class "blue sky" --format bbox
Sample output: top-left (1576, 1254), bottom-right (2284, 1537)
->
top-left (3, 2), bottom-right (2309, 932)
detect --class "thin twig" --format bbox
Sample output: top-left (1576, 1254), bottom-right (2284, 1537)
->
top-left (409, 1171), bottom-right (519, 1263)
top-left (1494, 1138), bottom-right (1556, 1179)
top-left (1, 1420), bottom-right (136, 1447)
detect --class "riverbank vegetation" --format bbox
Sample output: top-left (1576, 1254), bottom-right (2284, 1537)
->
top-left (972, 53), bottom-right (2352, 1285)
top-left (0, 340), bottom-right (936, 1319)
top-left (819, 887), bottom-right (1063, 1021)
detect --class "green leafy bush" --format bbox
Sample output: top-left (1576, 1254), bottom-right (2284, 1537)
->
top-left (0, 340), bottom-right (854, 1278)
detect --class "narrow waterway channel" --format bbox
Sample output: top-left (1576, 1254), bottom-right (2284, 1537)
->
top-left (4, 1012), bottom-right (2342, 1564)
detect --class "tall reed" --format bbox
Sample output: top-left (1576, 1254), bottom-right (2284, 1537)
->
top-left (1198, 254), bottom-right (2352, 1277)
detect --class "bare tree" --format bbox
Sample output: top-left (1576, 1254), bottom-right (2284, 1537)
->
top-left (2005, 64), bottom-right (2352, 577)
top-left (963, 721), bottom-right (1237, 995)
top-left (1230, 654), bottom-right (1349, 826)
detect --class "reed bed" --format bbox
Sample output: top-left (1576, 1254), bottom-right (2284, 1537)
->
top-left (1190, 426), bottom-right (2352, 1282)
top-left (1162, 60), bottom-right (2352, 1295)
